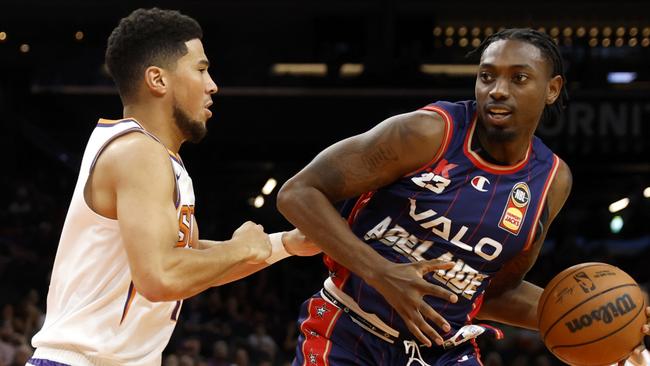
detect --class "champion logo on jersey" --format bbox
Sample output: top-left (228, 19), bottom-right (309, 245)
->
top-left (498, 182), bottom-right (531, 236)
top-left (470, 176), bottom-right (490, 192)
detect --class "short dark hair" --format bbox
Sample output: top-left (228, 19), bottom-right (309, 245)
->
top-left (468, 28), bottom-right (569, 127)
top-left (105, 8), bottom-right (203, 101)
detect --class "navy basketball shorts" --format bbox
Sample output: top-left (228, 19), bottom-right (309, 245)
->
top-left (292, 293), bottom-right (484, 366)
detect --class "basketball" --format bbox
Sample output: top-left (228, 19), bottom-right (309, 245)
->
top-left (538, 263), bottom-right (646, 365)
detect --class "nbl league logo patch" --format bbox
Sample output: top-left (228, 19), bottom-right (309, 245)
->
top-left (498, 182), bottom-right (530, 235)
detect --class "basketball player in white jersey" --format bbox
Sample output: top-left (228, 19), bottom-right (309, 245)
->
top-left (28, 8), bottom-right (319, 366)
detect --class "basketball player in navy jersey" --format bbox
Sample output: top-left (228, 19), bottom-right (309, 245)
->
top-left (28, 8), bottom-right (319, 366)
top-left (278, 28), bottom-right (650, 365)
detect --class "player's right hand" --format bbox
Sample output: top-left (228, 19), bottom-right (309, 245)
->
top-left (231, 221), bottom-right (272, 264)
top-left (366, 259), bottom-right (458, 347)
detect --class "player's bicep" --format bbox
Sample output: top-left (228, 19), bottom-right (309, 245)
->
top-left (103, 135), bottom-right (178, 287)
top-left (297, 110), bottom-right (448, 202)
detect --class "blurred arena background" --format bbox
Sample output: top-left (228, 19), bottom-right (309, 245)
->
top-left (0, 1), bottom-right (648, 365)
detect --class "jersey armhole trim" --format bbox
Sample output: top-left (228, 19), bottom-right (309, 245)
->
top-left (89, 127), bottom-right (147, 173)
top-left (522, 154), bottom-right (560, 251)
top-left (405, 105), bottom-right (454, 177)
top-left (85, 128), bottom-right (178, 220)
top-left (82, 128), bottom-right (148, 222)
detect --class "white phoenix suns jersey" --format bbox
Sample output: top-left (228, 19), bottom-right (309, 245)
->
top-left (32, 118), bottom-right (196, 366)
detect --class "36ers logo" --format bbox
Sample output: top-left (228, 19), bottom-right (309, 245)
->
top-left (498, 182), bottom-right (530, 235)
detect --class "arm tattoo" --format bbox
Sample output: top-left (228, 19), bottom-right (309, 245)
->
top-left (314, 141), bottom-right (400, 201)
top-left (362, 143), bottom-right (399, 170)
top-left (311, 116), bottom-right (427, 201)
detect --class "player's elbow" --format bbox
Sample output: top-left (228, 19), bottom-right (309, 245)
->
top-left (133, 273), bottom-right (178, 303)
top-left (278, 175), bottom-right (328, 224)
top-left (138, 287), bottom-right (170, 303)
top-left (277, 178), bottom-right (301, 216)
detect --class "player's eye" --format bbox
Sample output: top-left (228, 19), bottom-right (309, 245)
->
top-left (513, 73), bottom-right (529, 83)
top-left (479, 72), bottom-right (493, 82)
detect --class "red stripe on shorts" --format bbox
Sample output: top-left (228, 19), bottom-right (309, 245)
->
top-left (299, 297), bottom-right (342, 366)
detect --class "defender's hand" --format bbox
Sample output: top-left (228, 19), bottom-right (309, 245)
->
top-left (282, 229), bottom-right (321, 257)
top-left (367, 259), bottom-right (458, 347)
top-left (231, 221), bottom-right (272, 264)
top-left (618, 346), bottom-right (648, 366)
top-left (618, 306), bottom-right (650, 366)
top-left (641, 306), bottom-right (650, 337)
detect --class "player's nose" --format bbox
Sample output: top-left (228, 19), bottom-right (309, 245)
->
top-left (489, 78), bottom-right (510, 100)
top-left (206, 73), bottom-right (218, 95)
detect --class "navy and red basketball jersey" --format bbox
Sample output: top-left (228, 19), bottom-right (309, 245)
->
top-left (325, 100), bottom-right (560, 339)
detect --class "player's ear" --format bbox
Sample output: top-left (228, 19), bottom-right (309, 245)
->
top-left (546, 75), bottom-right (563, 105)
top-left (144, 66), bottom-right (167, 97)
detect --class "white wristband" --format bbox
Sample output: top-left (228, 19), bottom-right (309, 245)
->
top-left (265, 232), bottom-right (292, 264)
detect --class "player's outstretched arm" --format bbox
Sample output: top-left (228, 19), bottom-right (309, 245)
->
top-left (97, 133), bottom-right (272, 302)
top-left (197, 228), bottom-right (322, 286)
top-left (277, 110), bottom-right (459, 347)
top-left (475, 159), bottom-right (572, 330)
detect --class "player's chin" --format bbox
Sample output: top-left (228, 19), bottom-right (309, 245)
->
top-left (194, 114), bottom-right (210, 125)
top-left (204, 108), bottom-right (213, 120)
top-left (483, 123), bottom-right (518, 142)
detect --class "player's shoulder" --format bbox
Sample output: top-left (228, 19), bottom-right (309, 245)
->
top-left (393, 109), bottom-right (447, 142)
top-left (419, 100), bottom-right (476, 123)
top-left (390, 100), bottom-right (473, 140)
top-left (530, 134), bottom-right (557, 162)
top-left (97, 130), bottom-right (170, 175)
top-left (103, 130), bottom-right (166, 158)
top-left (374, 110), bottom-right (446, 146)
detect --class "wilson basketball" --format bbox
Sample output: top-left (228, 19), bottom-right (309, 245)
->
top-left (538, 262), bottom-right (646, 366)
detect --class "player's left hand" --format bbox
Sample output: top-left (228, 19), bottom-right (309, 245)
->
top-left (282, 229), bottom-right (321, 257)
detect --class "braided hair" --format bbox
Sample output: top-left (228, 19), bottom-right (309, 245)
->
top-left (467, 28), bottom-right (569, 127)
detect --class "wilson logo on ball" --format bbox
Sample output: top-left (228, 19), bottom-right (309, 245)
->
top-left (564, 293), bottom-right (637, 333)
